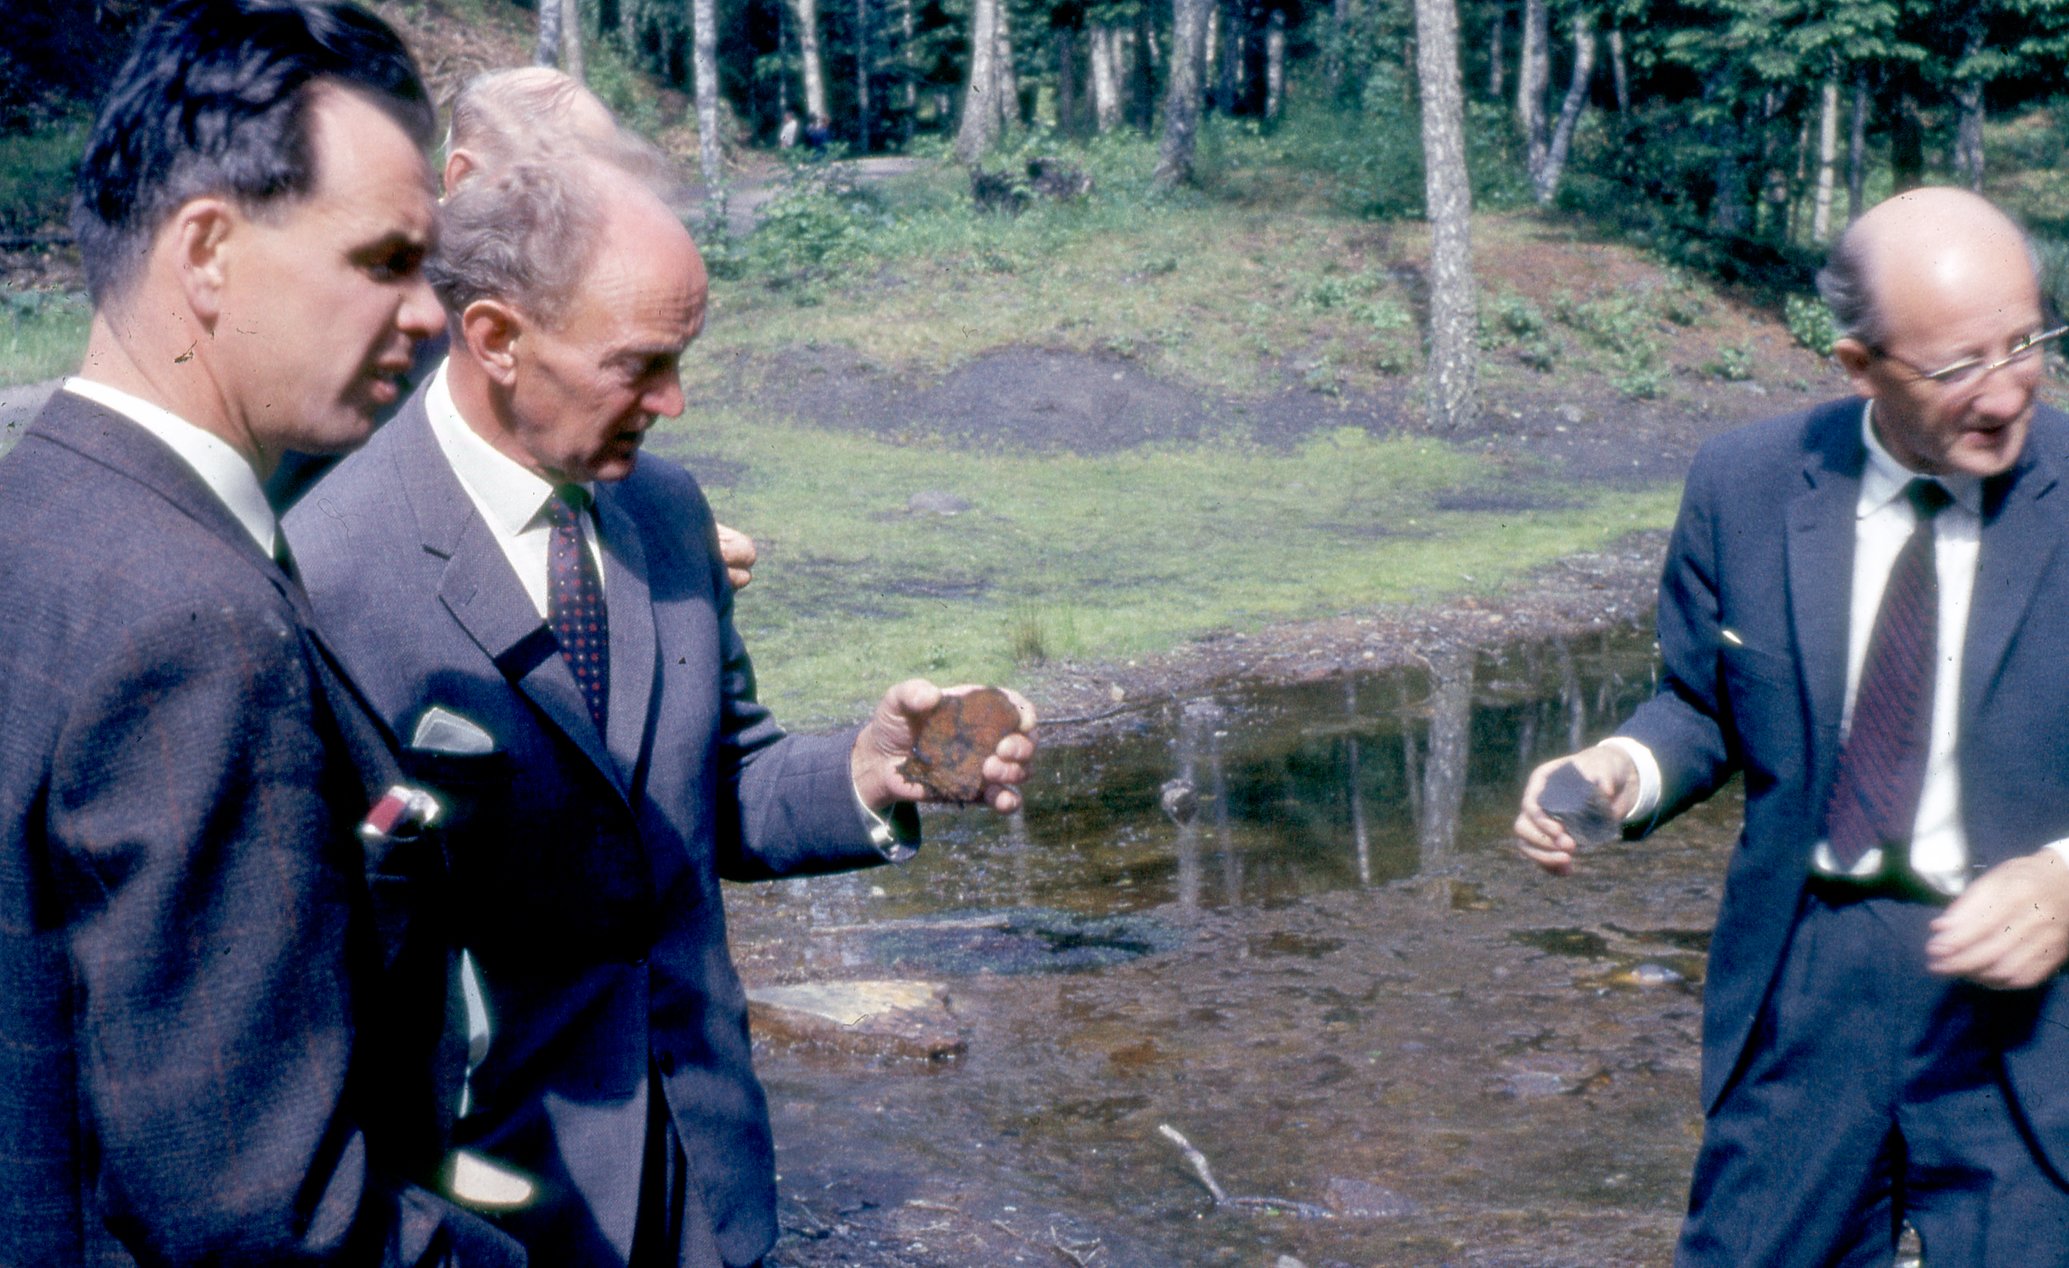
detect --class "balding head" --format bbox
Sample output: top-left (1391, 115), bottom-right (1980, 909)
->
top-left (1827, 188), bottom-right (2048, 477)
top-left (442, 66), bottom-right (670, 195)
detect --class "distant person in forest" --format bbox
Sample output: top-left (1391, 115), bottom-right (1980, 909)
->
top-left (777, 108), bottom-right (800, 150)
top-left (1515, 186), bottom-right (2069, 1265)
top-left (803, 112), bottom-right (830, 155)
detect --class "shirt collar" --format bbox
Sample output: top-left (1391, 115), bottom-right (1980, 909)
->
top-left (1858, 400), bottom-right (1982, 518)
top-left (425, 359), bottom-right (595, 533)
top-left (62, 376), bottom-right (278, 554)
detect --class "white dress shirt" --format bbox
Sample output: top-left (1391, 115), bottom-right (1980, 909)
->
top-left (63, 377), bottom-right (278, 555)
top-left (423, 359), bottom-right (601, 618)
top-left (1608, 401), bottom-right (2069, 892)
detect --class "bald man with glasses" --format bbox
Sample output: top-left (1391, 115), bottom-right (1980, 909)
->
top-left (1517, 187), bottom-right (2069, 1265)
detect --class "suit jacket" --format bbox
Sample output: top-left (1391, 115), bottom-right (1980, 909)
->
top-left (284, 389), bottom-right (901, 1267)
top-left (0, 394), bottom-right (520, 1266)
top-left (1620, 396), bottom-right (2069, 1177)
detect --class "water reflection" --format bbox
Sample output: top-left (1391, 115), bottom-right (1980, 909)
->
top-left (846, 621), bottom-right (1662, 920)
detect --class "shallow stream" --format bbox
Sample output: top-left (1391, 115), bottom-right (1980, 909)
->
top-left (730, 621), bottom-right (1744, 1266)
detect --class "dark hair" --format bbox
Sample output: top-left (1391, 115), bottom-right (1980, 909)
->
top-left (71, 0), bottom-right (434, 304)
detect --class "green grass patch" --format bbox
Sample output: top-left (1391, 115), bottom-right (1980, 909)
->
top-left (0, 114), bottom-right (85, 239)
top-left (659, 414), bottom-right (1680, 727)
top-left (1, 291), bottom-right (89, 387)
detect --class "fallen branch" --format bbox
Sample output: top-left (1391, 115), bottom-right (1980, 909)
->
top-left (1156, 1123), bottom-right (1335, 1220)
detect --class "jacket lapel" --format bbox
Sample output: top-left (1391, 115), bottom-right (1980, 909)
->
top-left (1963, 411), bottom-right (2067, 728)
top-left (594, 488), bottom-right (657, 787)
top-left (1785, 402), bottom-right (1867, 778)
top-left (389, 402), bottom-right (630, 798)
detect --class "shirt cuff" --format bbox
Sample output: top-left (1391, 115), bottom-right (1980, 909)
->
top-left (1597, 736), bottom-right (1661, 824)
top-left (853, 782), bottom-right (920, 862)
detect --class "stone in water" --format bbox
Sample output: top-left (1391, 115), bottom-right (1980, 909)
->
top-left (899, 687), bottom-right (1021, 802)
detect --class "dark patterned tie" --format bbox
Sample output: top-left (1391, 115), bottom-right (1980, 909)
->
top-left (1821, 478), bottom-right (1952, 870)
top-left (547, 486), bottom-right (609, 736)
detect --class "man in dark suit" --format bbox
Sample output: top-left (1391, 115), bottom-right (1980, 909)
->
top-left (0, 0), bottom-right (524, 1264)
top-left (284, 151), bottom-right (1037, 1266)
top-left (266, 66), bottom-right (758, 596)
top-left (1516, 187), bottom-right (2069, 1264)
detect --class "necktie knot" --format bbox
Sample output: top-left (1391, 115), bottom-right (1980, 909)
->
top-left (546, 484), bottom-right (587, 528)
top-left (1906, 478), bottom-right (1952, 521)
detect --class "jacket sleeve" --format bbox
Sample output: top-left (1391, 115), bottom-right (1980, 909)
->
top-left (1619, 449), bottom-right (1741, 833)
top-left (47, 592), bottom-right (521, 1267)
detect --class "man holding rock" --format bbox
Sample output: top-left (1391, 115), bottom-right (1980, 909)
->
top-left (1516, 187), bottom-right (2069, 1264)
top-left (285, 139), bottom-right (1035, 1266)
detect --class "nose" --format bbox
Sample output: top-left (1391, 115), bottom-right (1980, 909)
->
top-left (645, 370), bottom-right (685, 420)
top-left (1970, 354), bottom-right (2038, 420)
top-left (397, 274), bottom-right (445, 343)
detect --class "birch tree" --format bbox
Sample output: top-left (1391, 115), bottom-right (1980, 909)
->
top-left (954, 0), bottom-right (1003, 160)
top-left (693, 0), bottom-right (724, 222)
top-left (1415, 0), bottom-right (1477, 431)
top-left (1154, 0), bottom-right (1212, 188)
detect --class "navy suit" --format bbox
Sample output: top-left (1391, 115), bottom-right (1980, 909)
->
top-left (0, 393), bottom-right (518, 1266)
top-left (285, 389), bottom-right (902, 1267)
top-left (1621, 397), bottom-right (2069, 1255)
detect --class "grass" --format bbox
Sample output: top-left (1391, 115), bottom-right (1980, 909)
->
top-left (655, 414), bottom-right (1681, 728)
top-left (1, 291), bottom-right (89, 388)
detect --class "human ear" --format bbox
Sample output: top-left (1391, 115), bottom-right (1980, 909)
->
top-left (170, 198), bottom-right (237, 327)
top-left (462, 299), bottom-right (524, 387)
top-left (1833, 338), bottom-right (1877, 398)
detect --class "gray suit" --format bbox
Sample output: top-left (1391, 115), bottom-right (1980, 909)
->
top-left (286, 387), bottom-right (904, 1266)
top-left (0, 393), bottom-right (516, 1265)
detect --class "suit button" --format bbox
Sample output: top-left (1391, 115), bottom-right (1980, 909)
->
top-left (656, 1052), bottom-right (676, 1077)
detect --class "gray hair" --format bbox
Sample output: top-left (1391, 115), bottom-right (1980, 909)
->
top-left (442, 66), bottom-right (683, 199)
top-left (425, 159), bottom-right (608, 326)
top-left (1815, 224), bottom-right (1882, 349)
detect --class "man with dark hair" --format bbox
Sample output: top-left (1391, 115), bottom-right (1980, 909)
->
top-left (1516, 187), bottom-right (2069, 1264)
top-left (286, 151), bottom-right (1036, 1267)
top-left (0, 1), bottom-right (522, 1262)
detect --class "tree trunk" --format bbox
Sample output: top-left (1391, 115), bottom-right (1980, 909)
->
top-left (1516, 0), bottom-right (1548, 178)
top-left (562, 0), bottom-right (585, 81)
top-left (855, 0), bottom-right (871, 152)
top-left (1811, 76), bottom-right (1839, 243)
top-left (1415, 0), bottom-right (1477, 432)
top-left (994, 0), bottom-right (1020, 129)
top-left (1487, 0), bottom-right (1503, 100)
top-left (1264, 8), bottom-right (1285, 121)
top-left (793, 0), bottom-right (829, 128)
top-left (1131, 8), bottom-right (1158, 133)
top-left (1332, 0), bottom-right (1353, 101)
top-left (535, 0), bottom-right (564, 67)
top-left (900, 0), bottom-right (916, 138)
top-left (1155, 0), bottom-right (1211, 188)
top-left (1055, 28), bottom-right (1080, 134)
top-left (953, 0), bottom-right (1000, 162)
top-left (1205, 4), bottom-right (1220, 112)
top-left (1606, 27), bottom-right (1627, 112)
top-left (1531, 9), bottom-right (1592, 206)
top-left (1889, 88), bottom-right (1924, 192)
top-left (693, 0), bottom-right (724, 223)
top-left (1847, 71), bottom-right (1868, 222)
top-left (1090, 25), bottom-right (1122, 131)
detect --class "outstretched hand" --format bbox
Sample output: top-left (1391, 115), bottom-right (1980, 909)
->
top-left (1513, 744), bottom-right (1640, 876)
top-left (1927, 850), bottom-right (2069, 989)
top-left (851, 679), bottom-right (1038, 814)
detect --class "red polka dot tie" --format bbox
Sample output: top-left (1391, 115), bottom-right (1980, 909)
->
top-left (547, 486), bottom-right (609, 737)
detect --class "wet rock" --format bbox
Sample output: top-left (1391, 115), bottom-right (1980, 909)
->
top-left (1159, 777), bottom-right (1198, 824)
top-left (897, 687), bottom-right (1021, 801)
top-left (822, 907), bottom-right (1184, 975)
top-left (1323, 1177), bottom-right (1423, 1219)
top-left (747, 979), bottom-right (966, 1060)
top-left (1494, 1053), bottom-right (1605, 1097)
